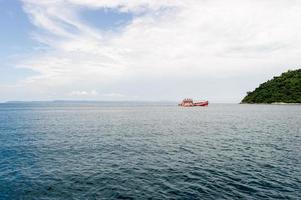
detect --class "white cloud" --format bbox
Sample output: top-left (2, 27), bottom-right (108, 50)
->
top-left (69, 90), bottom-right (98, 96)
top-left (102, 92), bottom-right (125, 98)
top-left (4, 0), bottom-right (301, 102)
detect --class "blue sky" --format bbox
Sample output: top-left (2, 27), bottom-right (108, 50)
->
top-left (0, 0), bottom-right (300, 102)
top-left (0, 0), bottom-right (36, 83)
top-left (0, 0), bottom-right (133, 84)
top-left (81, 7), bottom-right (133, 31)
top-left (0, 0), bottom-right (33, 56)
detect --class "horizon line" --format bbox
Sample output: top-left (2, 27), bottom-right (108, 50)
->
top-left (0, 100), bottom-right (238, 104)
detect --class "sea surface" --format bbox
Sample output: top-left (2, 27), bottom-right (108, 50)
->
top-left (0, 102), bottom-right (300, 199)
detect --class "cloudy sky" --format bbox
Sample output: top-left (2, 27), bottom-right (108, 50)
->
top-left (0, 0), bottom-right (300, 102)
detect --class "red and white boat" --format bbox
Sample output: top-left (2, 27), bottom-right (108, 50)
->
top-left (178, 98), bottom-right (209, 107)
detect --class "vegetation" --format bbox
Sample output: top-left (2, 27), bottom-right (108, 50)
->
top-left (241, 69), bottom-right (301, 104)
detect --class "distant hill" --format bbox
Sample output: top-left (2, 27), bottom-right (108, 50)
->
top-left (241, 69), bottom-right (301, 104)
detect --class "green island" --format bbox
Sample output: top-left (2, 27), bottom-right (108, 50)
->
top-left (241, 69), bottom-right (301, 104)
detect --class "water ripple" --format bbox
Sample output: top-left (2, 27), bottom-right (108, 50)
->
top-left (0, 103), bottom-right (300, 199)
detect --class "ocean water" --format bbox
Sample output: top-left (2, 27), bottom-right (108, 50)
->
top-left (0, 102), bottom-right (300, 199)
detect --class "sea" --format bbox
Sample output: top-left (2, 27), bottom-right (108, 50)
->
top-left (0, 102), bottom-right (300, 199)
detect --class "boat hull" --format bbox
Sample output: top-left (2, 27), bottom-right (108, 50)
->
top-left (178, 99), bottom-right (209, 107)
top-left (193, 101), bottom-right (209, 106)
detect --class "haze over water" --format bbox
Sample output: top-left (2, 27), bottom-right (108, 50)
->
top-left (0, 102), bottom-right (300, 199)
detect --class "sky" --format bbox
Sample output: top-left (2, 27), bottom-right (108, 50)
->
top-left (0, 0), bottom-right (300, 103)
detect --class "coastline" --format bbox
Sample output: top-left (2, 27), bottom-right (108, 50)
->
top-left (240, 102), bottom-right (301, 105)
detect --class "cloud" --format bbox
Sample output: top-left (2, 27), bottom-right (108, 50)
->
top-left (69, 90), bottom-right (98, 96)
top-left (102, 92), bottom-right (125, 98)
top-left (4, 0), bottom-right (301, 101)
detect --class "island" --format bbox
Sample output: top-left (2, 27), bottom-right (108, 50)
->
top-left (241, 69), bottom-right (301, 104)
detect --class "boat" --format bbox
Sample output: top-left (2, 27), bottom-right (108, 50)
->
top-left (178, 98), bottom-right (209, 107)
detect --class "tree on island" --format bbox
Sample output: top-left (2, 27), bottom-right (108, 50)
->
top-left (241, 69), bottom-right (301, 104)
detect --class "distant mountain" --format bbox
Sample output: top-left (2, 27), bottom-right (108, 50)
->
top-left (241, 69), bottom-right (301, 104)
